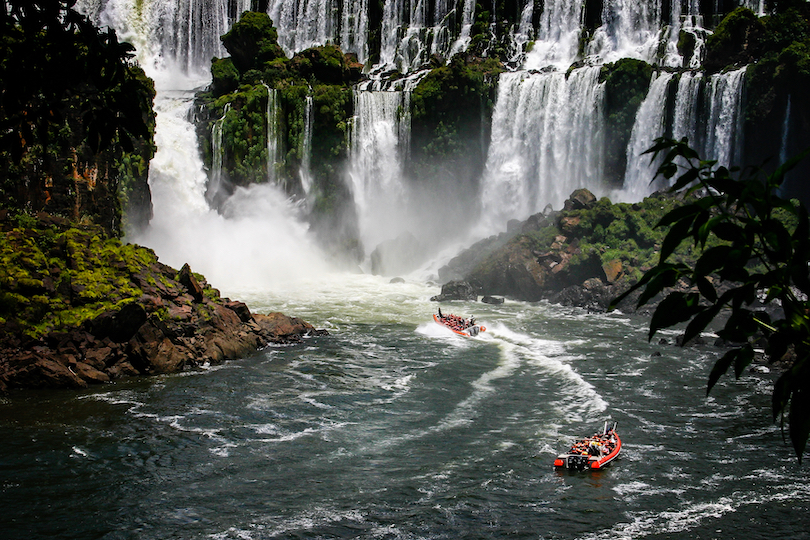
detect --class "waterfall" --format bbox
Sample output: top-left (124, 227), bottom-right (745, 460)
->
top-left (672, 71), bottom-right (704, 145)
top-left (587, 0), bottom-right (664, 64)
top-left (478, 67), bottom-right (606, 229)
top-left (263, 84), bottom-right (283, 187)
top-left (618, 71), bottom-right (676, 201)
top-left (79, 0), bottom-right (251, 74)
top-left (780, 95), bottom-right (792, 166)
top-left (523, 0), bottom-right (585, 69)
top-left (348, 86), bottom-right (411, 248)
top-left (299, 94), bottom-right (314, 196)
top-left (703, 66), bottom-right (746, 169)
top-left (207, 104), bottom-right (231, 208)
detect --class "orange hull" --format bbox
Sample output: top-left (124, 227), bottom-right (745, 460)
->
top-left (554, 427), bottom-right (621, 470)
top-left (433, 314), bottom-right (486, 337)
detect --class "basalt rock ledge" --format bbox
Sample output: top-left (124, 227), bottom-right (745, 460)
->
top-left (0, 212), bottom-right (325, 392)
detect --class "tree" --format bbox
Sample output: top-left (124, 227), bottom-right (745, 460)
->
top-left (611, 137), bottom-right (810, 462)
top-left (0, 0), bottom-right (152, 161)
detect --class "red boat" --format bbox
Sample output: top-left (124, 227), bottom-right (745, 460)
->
top-left (433, 312), bottom-right (486, 337)
top-left (554, 422), bottom-right (621, 470)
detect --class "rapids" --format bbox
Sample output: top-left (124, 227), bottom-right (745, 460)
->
top-left (3, 278), bottom-right (810, 539)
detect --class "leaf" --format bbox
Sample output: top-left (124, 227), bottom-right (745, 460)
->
top-left (659, 217), bottom-right (694, 262)
top-left (761, 218), bottom-right (793, 262)
top-left (694, 245), bottom-right (733, 277)
top-left (682, 303), bottom-right (722, 346)
top-left (670, 167), bottom-right (700, 191)
top-left (768, 146), bottom-right (810, 188)
top-left (708, 349), bottom-right (739, 395)
top-left (733, 343), bottom-right (755, 378)
top-left (773, 370), bottom-right (792, 422)
top-left (649, 292), bottom-right (700, 340)
top-left (696, 276), bottom-right (718, 303)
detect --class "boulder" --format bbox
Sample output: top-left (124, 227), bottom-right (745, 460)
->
top-left (89, 302), bottom-right (147, 343)
top-left (177, 263), bottom-right (204, 302)
top-left (430, 280), bottom-right (478, 302)
top-left (563, 188), bottom-right (597, 211)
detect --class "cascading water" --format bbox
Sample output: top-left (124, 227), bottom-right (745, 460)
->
top-left (672, 70), bottom-right (704, 147)
top-left (263, 85), bottom-right (283, 187)
top-left (348, 78), bottom-right (416, 250)
top-left (702, 66), bottom-right (746, 169)
top-left (478, 67), bottom-right (606, 229)
top-left (207, 103), bottom-right (231, 208)
top-left (299, 94), bottom-right (314, 196)
top-left (618, 71), bottom-right (677, 201)
top-left (523, 0), bottom-right (584, 69)
top-left (79, 0), bottom-right (760, 269)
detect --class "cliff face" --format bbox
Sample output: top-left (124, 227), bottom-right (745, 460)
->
top-left (0, 213), bottom-right (321, 392)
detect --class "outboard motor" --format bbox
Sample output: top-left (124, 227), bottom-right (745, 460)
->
top-left (568, 455), bottom-right (590, 470)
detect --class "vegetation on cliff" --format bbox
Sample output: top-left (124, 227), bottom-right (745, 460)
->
top-left (196, 11), bottom-right (363, 263)
top-left (0, 0), bottom-right (157, 237)
top-left (599, 58), bottom-right (655, 187)
top-left (455, 187), bottom-right (709, 305)
top-left (408, 54), bottom-right (503, 214)
top-left (704, 5), bottom-right (810, 202)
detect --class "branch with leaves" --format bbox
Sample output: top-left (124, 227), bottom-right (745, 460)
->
top-left (611, 137), bottom-right (810, 462)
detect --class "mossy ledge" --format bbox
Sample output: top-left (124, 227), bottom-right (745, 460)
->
top-left (0, 211), bottom-right (325, 393)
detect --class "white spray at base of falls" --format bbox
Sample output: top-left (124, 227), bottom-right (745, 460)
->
top-left (348, 75), bottom-right (430, 253)
top-left (477, 67), bottom-right (606, 231)
top-left (78, 0), bottom-right (331, 291)
top-left (131, 81), bottom-right (330, 290)
top-left (299, 94), bottom-right (314, 196)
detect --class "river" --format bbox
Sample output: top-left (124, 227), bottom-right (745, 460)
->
top-left (2, 275), bottom-right (809, 539)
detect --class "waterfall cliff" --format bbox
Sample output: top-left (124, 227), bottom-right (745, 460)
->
top-left (76, 0), bottom-right (808, 273)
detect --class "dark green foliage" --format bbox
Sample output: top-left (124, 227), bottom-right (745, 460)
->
top-left (0, 0), bottom-right (156, 237)
top-left (291, 45), bottom-right (352, 84)
top-left (705, 6), bottom-right (810, 73)
top-left (0, 216), bottom-right (151, 337)
top-left (704, 7), bottom-right (764, 72)
top-left (197, 11), bottom-right (362, 261)
top-left (611, 137), bottom-right (810, 463)
top-left (211, 57), bottom-right (241, 96)
top-left (220, 11), bottom-right (284, 73)
top-left (600, 58), bottom-right (655, 187)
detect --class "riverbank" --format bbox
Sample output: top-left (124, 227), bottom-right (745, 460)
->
top-left (0, 211), bottom-right (323, 392)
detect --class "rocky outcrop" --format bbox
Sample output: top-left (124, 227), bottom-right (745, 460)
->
top-left (430, 280), bottom-right (479, 302)
top-left (0, 215), bottom-right (324, 392)
top-left (442, 189), bottom-right (693, 311)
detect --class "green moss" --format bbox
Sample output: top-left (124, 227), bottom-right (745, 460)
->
top-left (0, 220), bottom-right (163, 338)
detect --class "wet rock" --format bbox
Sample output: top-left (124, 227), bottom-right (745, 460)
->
top-left (430, 280), bottom-right (478, 302)
top-left (177, 263), bottom-right (204, 302)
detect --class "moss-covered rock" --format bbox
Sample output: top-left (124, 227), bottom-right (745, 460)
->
top-left (408, 54), bottom-right (503, 218)
top-left (220, 11), bottom-right (285, 73)
top-left (0, 212), bottom-right (321, 391)
top-left (451, 189), bottom-right (713, 308)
